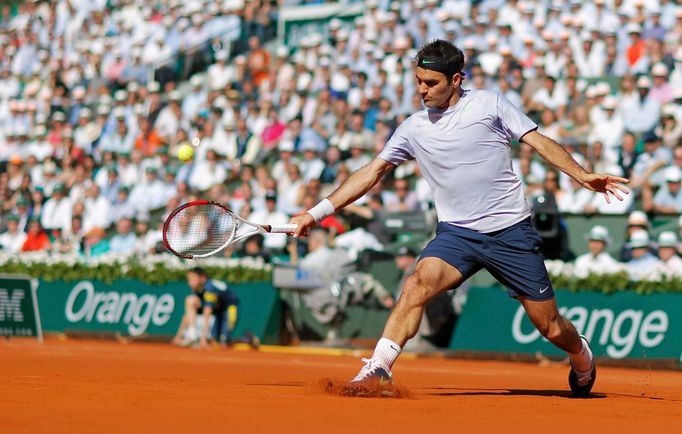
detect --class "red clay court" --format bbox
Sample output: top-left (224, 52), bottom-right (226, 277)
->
top-left (1, 337), bottom-right (681, 434)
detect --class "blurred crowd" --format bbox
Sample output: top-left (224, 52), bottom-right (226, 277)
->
top-left (0, 0), bottom-right (681, 277)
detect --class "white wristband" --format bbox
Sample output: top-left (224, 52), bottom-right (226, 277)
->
top-left (307, 198), bottom-right (335, 223)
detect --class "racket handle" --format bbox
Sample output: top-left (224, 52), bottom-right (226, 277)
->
top-left (267, 224), bottom-right (298, 233)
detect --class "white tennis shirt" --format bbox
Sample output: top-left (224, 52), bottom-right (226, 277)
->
top-left (378, 89), bottom-right (537, 233)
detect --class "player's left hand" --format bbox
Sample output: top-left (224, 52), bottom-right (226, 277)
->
top-left (579, 173), bottom-right (630, 203)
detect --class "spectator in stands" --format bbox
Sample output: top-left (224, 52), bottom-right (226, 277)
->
top-left (626, 230), bottom-right (661, 281)
top-left (573, 226), bottom-right (622, 278)
top-left (247, 190), bottom-right (289, 254)
top-left (657, 231), bottom-right (682, 277)
top-left (82, 183), bottom-right (111, 233)
top-left (109, 217), bottom-right (137, 255)
top-left (384, 178), bottom-right (420, 212)
top-left (646, 166), bottom-right (682, 214)
top-left (21, 217), bottom-right (50, 252)
top-left (0, 214), bottom-right (26, 253)
top-left (129, 167), bottom-right (166, 212)
top-left (81, 227), bottom-right (110, 258)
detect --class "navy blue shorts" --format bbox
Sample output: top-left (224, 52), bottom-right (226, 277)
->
top-left (421, 217), bottom-right (555, 301)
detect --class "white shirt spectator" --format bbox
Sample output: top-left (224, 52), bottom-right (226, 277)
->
top-left (83, 195), bottom-right (112, 233)
top-left (0, 227), bottom-right (27, 253)
top-left (41, 195), bottom-right (73, 235)
top-left (574, 252), bottom-right (622, 278)
top-left (189, 161), bottom-right (228, 192)
top-left (248, 208), bottom-right (289, 251)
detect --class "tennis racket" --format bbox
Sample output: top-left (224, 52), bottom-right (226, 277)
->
top-left (163, 200), bottom-right (297, 259)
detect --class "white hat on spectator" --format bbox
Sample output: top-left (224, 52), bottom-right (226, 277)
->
top-left (168, 90), bottom-right (182, 101)
top-left (628, 210), bottom-right (649, 226)
top-left (113, 107), bottom-right (126, 119)
top-left (97, 105), bottom-right (110, 116)
top-left (43, 160), bottom-right (57, 174)
top-left (52, 111), bottom-right (66, 122)
top-left (652, 63), bottom-right (668, 77)
top-left (636, 76), bottom-right (651, 88)
top-left (114, 90), bottom-right (128, 102)
top-left (127, 82), bottom-right (140, 93)
top-left (673, 87), bottom-right (682, 99)
top-left (79, 108), bottom-right (92, 119)
top-left (278, 139), bottom-right (295, 152)
top-left (595, 82), bottom-right (610, 95)
top-left (629, 230), bottom-right (650, 248)
top-left (337, 29), bottom-right (349, 42)
top-left (354, 16), bottom-right (366, 26)
top-left (602, 96), bottom-right (618, 110)
top-left (329, 18), bottom-right (342, 30)
top-left (658, 231), bottom-right (678, 248)
top-left (73, 86), bottom-right (86, 99)
top-left (665, 166), bottom-right (682, 183)
top-left (626, 23), bottom-right (642, 34)
top-left (34, 125), bottom-right (47, 137)
top-left (588, 225), bottom-right (610, 243)
top-left (276, 46), bottom-right (288, 58)
top-left (190, 75), bottom-right (203, 87)
top-left (436, 10), bottom-right (449, 22)
top-left (394, 37), bottom-right (410, 50)
top-left (134, 105), bottom-right (146, 116)
top-left (662, 104), bottom-right (677, 117)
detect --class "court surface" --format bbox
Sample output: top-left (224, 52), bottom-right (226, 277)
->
top-left (1, 338), bottom-right (681, 434)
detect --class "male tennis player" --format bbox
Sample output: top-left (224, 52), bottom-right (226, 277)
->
top-left (289, 40), bottom-right (629, 397)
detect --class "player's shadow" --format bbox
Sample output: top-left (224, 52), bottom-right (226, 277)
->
top-left (423, 387), bottom-right (607, 399)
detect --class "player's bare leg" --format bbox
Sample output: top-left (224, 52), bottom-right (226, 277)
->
top-left (351, 257), bottom-right (462, 383)
top-left (520, 296), bottom-right (596, 396)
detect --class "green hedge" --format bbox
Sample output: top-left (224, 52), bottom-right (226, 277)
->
top-left (548, 271), bottom-right (682, 295)
top-left (0, 253), bottom-right (271, 284)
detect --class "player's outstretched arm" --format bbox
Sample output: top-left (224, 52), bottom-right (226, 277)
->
top-left (522, 130), bottom-right (630, 203)
top-left (289, 157), bottom-right (395, 237)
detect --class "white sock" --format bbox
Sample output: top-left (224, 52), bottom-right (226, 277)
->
top-left (569, 338), bottom-right (593, 372)
top-left (372, 338), bottom-right (401, 370)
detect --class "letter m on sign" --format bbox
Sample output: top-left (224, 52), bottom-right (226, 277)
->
top-left (0, 289), bottom-right (24, 322)
top-left (0, 277), bottom-right (42, 341)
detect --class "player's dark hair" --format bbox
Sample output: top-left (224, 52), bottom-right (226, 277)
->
top-left (188, 266), bottom-right (207, 277)
top-left (415, 40), bottom-right (465, 82)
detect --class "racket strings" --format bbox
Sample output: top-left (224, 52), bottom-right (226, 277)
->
top-left (165, 204), bottom-right (236, 256)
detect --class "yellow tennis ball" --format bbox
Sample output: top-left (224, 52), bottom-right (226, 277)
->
top-left (177, 144), bottom-right (194, 162)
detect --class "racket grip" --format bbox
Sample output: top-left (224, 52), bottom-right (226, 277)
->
top-left (268, 224), bottom-right (298, 233)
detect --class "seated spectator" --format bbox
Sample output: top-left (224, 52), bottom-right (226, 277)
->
top-left (650, 167), bottom-right (682, 214)
top-left (0, 214), bottom-right (26, 253)
top-left (630, 132), bottom-right (671, 189)
top-left (110, 186), bottom-right (136, 223)
top-left (384, 178), bottom-right (420, 212)
top-left (657, 231), bottom-right (682, 277)
top-left (189, 149), bottom-right (227, 192)
top-left (82, 183), bottom-right (112, 233)
top-left (108, 217), bottom-right (137, 255)
top-left (573, 226), bottom-right (622, 278)
top-left (626, 230), bottom-right (661, 281)
top-left (21, 217), bottom-right (51, 252)
top-left (247, 190), bottom-right (289, 253)
top-left (236, 235), bottom-right (271, 262)
top-left (40, 183), bottom-right (72, 235)
top-left (129, 167), bottom-right (167, 212)
top-left (620, 210), bottom-right (651, 262)
top-left (81, 227), bottom-right (110, 258)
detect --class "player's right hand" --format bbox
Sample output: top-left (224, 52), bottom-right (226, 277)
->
top-left (289, 213), bottom-right (316, 238)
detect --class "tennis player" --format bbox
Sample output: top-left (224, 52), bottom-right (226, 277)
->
top-left (289, 40), bottom-right (629, 397)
